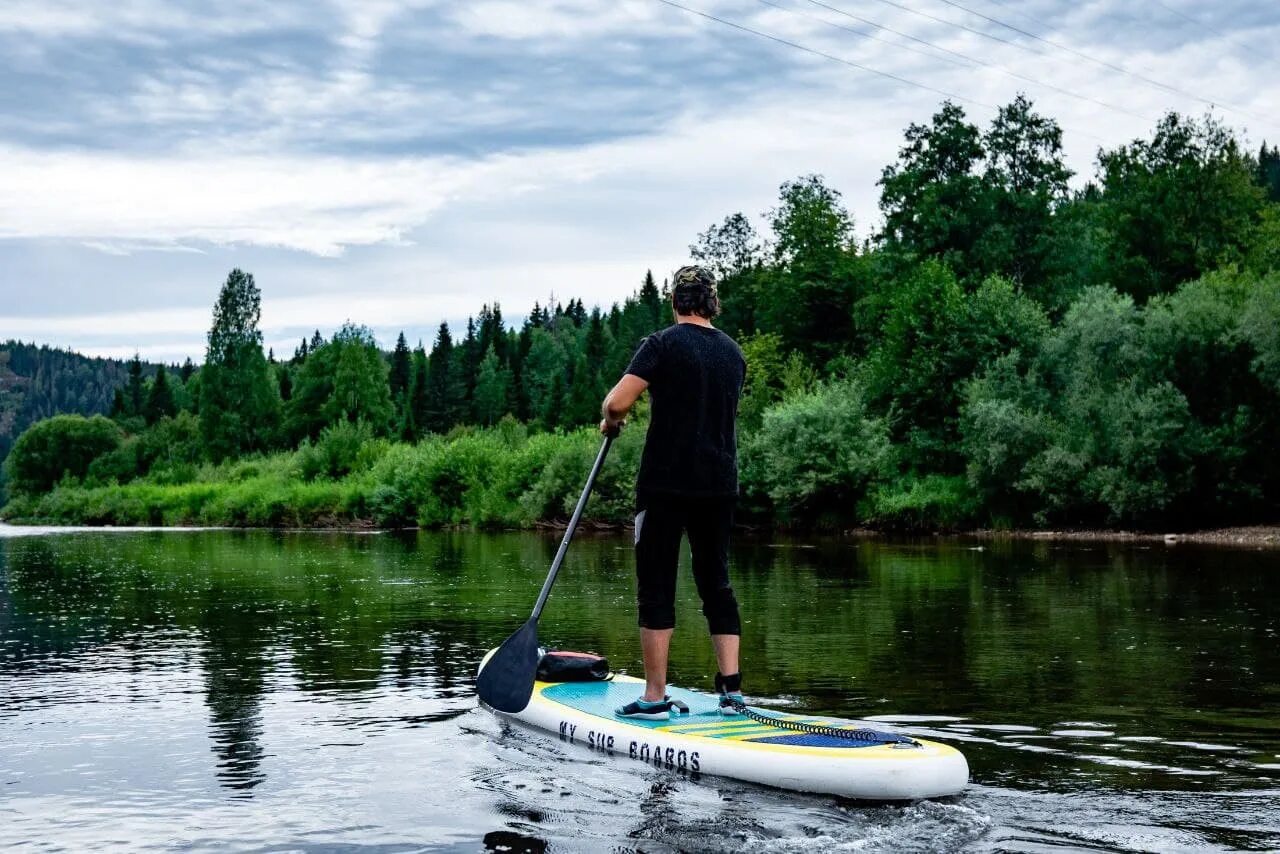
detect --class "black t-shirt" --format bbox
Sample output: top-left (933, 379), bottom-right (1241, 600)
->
top-left (625, 323), bottom-right (746, 496)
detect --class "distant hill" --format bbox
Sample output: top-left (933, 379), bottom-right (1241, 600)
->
top-left (0, 342), bottom-right (166, 462)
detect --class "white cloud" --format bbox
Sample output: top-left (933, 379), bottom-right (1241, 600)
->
top-left (0, 306), bottom-right (211, 341)
top-left (80, 241), bottom-right (207, 256)
top-left (8, 0), bottom-right (1275, 270)
top-left (446, 0), bottom-right (662, 40)
top-left (0, 84), bottom-right (906, 263)
top-left (331, 0), bottom-right (440, 55)
top-left (0, 147), bottom-right (492, 256)
top-left (0, 0), bottom-right (308, 39)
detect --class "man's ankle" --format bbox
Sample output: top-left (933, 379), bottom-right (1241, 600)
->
top-left (715, 672), bottom-right (742, 695)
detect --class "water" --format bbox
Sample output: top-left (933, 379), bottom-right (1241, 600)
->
top-left (1, 527), bottom-right (1277, 852)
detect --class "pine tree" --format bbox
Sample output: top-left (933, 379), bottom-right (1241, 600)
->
top-left (473, 345), bottom-right (511, 425)
top-left (513, 323), bottom-right (534, 420)
top-left (477, 304), bottom-right (503, 363)
top-left (458, 317), bottom-right (480, 421)
top-left (639, 269), bottom-right (662, 329)
top-left (565, 352), bottom-right (598, 426)
top-left (110, 387), bottom-right (127, 418)
top-left (1260, 142), bottom-right (1280, 202)
top-left (424, 322), bottom-right (455, 433)
top-left (494, 305), bottom-right (509, 363)
top-left (310, 329), bottom-right (324, 351)
top-left (408, 345), bottom-right (429, 439)
top-left (542, 371), bottom-right (565, 430)
top-left (585, 308), bottom-right (608, 366)
top-left (389, 331), bottom-right (412, 400)
top-left (523, 327), bottom-right (566, 429)
top-left (126, 353), bottom-right (144, 417)
top-left (144, 363), bottom-right (176, 424)
top-left (279, 368), bottom-right (293, 402)
top-left (179, 358), bottom-right (195, 383)
top-left (199, 268), bottom-right (280, 461)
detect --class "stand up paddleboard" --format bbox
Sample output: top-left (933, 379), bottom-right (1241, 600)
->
top-left (478, 651), bottom-right (968, 801)
top-left (475, 436), bottom-right (966, 799)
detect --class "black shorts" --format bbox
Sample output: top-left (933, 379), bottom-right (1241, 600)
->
top-left (633, 492), bottom-right (741, 635)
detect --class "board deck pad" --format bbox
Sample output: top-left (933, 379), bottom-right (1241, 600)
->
top-left (539, 680), bottom-right (906, 749)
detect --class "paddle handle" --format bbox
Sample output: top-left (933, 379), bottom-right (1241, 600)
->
top-left (531, 433), bottom-right (614, 621)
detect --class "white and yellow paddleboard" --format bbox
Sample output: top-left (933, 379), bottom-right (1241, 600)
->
top-left (478, 655), bottom-right (968, 800)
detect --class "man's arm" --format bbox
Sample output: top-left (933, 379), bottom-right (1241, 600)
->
top-left (600, 374), bottom-right (649, 435)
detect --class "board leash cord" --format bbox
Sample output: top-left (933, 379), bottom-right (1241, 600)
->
top-left (727, 700), bottom-right (920, 747)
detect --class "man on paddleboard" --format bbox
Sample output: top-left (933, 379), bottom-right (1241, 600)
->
top-left (599, 264), bottom-right (747, 721)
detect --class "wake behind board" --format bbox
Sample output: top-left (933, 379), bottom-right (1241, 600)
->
top-left (477, 652), bottom-right (968, 801)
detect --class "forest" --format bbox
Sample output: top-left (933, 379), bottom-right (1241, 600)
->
top-left (0, 344), bottom-right (164, 479)
top-left (4, 96), bottom-right (1280, 531)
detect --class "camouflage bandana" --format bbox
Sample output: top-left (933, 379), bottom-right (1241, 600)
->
top-left (672, 264), bottom-right (716, 292)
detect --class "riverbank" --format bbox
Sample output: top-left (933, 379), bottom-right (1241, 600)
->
top-left (966, 525), bottom-right (1280, 549)
top-left (5, 519), bottom-right (1278, 549)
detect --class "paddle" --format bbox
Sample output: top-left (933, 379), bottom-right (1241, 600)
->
top-left (476, 432), bottom-right (615, 713)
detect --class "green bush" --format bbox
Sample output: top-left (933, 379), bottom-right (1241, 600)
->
top-left (960, 353), bottom-right (1051, 514)
top-left (86, 437), bottom-right (142, 486)
top-left (295, 419), bottom-right (380, 481)
top-left (1021, 380), bottom-right (1192, 525)
top-left (135, 411), bottom-right (203, 474)
top-left (518, 427), bottom-right (641, 525)
top-left (962, 286), bottom-right (1197, 525)
top-left (5, 415), bottom-right (122, 494)
top-left (741, 379), bottom-right (891, 524)
top-left (416, 436), bottom-right (486, 526)
top-left (865, 474), bottom-right (979, 530)
top-left (150, 463), bottom-right (198, 486)
top-left (1239, 273), bottom-right (1280, 392)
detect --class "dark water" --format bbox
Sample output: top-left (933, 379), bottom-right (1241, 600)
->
top-left (1, 527), bottom-right (1278, 853)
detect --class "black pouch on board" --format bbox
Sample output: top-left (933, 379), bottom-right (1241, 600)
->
top-left (536, 650), bottom-right (611, 682)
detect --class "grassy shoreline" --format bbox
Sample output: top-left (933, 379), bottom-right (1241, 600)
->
top-left (0, 423), bottom-right (645, 531)
top-left (6, 415), bottom-right (1279, 539)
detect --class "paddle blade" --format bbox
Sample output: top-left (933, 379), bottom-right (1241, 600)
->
top-left (476, 618), bottom-right (540, 713)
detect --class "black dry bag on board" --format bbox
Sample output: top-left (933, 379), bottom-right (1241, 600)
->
top-left (536, 650), bottom-right (611, 683)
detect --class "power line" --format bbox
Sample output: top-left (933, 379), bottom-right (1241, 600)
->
top-left (755, 0), bottom-right (975, 69)
top-left (983, 0), bottom-right (1277, 120)
top-left (654, 0), bottom-right (1111, 145)
top-left (774, 0), bottom-right (979, 68)
top-left (863, 0), bottom-right (1051, 59)
top-left (976, 0), bottom-right (1058, 33)
top-left (652, 0), bottom-right (994, 108)
top-left (1148, 0), bottom-right (1277, 67)
top-left (793, 0), bottom-right (1154, 123)
top-left (854, 0), bottom-right (1273, 131)
top-left (926, 0), bottom-right (1268, 125)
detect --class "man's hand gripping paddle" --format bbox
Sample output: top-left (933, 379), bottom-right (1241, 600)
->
top-left (476, 432), bottom-right (615, 713)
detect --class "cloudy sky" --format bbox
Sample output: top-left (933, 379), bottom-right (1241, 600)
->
top-left (1, 0), bottom-right (1277, 362)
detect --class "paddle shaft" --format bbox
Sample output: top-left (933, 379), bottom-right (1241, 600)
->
top-left (530, 434), bottom-right (614, 621)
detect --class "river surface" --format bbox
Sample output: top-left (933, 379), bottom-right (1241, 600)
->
top-left (1, 526), bottom-right (1278, 852)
